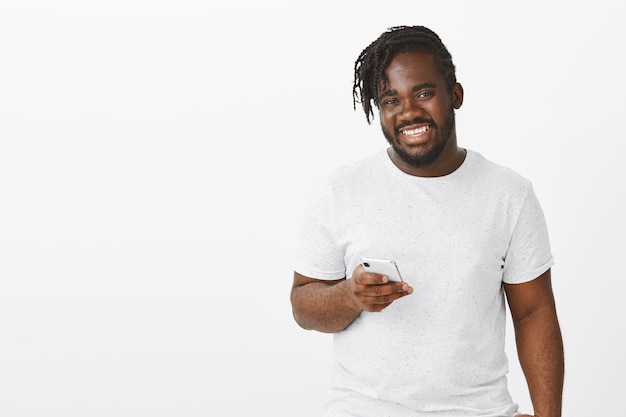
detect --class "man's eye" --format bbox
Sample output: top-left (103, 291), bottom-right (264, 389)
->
top-left (384, 98), bottom-right (399, 105)
top-left (417, 91), bottom-right (432, 99)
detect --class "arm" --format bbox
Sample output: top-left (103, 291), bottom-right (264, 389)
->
top-left (290, 265), bottom-right (413, 333)
top-left (504, 268), bottom-right (564, 417)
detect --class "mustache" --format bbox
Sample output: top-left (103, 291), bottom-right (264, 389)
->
top-left (395, 118), bottom-right (437, 134)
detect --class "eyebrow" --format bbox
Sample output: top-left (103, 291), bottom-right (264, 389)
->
top-left (378, 82), bottom-right (438, 101)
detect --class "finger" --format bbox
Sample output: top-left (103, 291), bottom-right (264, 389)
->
top-left (360, 289), bottom-right (410, 306)
top-left (363, 303), bottom-right (392, 313)
top-left (359, 282), bottom-right (412, 296)
top-left (357, 272), bottom-right (391, 285)
top-left (401, 282), bottom-right (413, 294)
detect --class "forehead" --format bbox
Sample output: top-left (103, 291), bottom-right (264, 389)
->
top-left (382, 51), bottom-right (441, 89)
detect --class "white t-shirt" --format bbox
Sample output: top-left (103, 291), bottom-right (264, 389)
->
top-left (294, 148), bottom-right (554, 417)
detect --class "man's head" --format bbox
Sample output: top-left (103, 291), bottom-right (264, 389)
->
top-left (353, 26), bottom-right (463, 175)
top-left (353, 25), bottom-right (458, 124)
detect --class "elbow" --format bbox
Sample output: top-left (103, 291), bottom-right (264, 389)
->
top-left (290, 290), bottom-right (313, 330)
top-left (291, 309), bottom-right (314, 331)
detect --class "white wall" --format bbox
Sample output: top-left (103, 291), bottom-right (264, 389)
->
top-left (1, 1), bottom-right (623, 416)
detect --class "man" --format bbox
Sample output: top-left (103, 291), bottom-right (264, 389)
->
top-left (291, 25), bottom-right (564, 417)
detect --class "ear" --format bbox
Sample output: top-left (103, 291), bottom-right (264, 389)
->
top-left (452, 82), bottom-right (464, 109)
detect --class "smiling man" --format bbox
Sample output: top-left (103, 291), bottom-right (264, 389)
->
top-left (291, 26), bottom-right (564, 417)
top-left (379, 50), bottom-right (464, 177)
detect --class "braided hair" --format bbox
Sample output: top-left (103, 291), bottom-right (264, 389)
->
top-left (353, 25), bottom-right (457, 124)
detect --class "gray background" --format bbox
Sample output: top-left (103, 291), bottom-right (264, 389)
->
top-left (1, 1), bottom-right (623, 416)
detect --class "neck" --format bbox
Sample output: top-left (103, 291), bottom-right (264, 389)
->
top-left (388, 141), bottom-right (466, 177)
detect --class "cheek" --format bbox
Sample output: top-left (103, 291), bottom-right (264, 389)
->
top-left (380, 110), bottom-right (396, 127)
top-left (380, 116), bottom-right (393, 133)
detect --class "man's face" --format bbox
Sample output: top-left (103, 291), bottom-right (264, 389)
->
top-left (378, 51), bottom-right (462, 172)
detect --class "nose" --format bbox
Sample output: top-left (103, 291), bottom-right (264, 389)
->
top-left (398, 99), bottom-right (423, 121)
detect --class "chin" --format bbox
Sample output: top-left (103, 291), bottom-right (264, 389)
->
top-left (393, 140), bottom-right (447, 168)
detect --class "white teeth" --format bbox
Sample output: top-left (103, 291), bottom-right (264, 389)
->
top-left (401, 126), bottom-right (429, 135)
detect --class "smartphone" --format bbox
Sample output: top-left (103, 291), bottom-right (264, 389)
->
top-left (361, 257), bottom-right (403, 282)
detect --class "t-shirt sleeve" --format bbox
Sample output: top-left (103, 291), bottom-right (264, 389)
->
top-left (293, 178), bottom-right (347, 280)
top-left (502, 184), bottom-right (554, 284)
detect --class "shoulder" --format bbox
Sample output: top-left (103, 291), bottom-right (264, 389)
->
top-left (305, 150), bottom-right (386, 210)
top-left (327, 149), bottom-right (387, 188)
top-left (465, 150), bottom-right (532, 194)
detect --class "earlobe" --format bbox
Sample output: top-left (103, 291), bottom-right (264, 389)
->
top-left (453, 82), bottom-right (464, 109)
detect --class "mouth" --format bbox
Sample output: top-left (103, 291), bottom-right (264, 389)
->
top-left (398, 124), bottom-right (431, 144)
top-left (401, 125), bottom-right (429, 136)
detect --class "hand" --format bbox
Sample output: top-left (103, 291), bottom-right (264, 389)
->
top-left (347, 264), bottom-right (413, 312)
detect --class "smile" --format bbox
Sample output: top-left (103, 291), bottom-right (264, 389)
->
top-left (400, 125), bottom-right (430, 136)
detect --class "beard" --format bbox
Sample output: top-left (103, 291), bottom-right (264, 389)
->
top-left (382, 108), bottom-right (456, 169)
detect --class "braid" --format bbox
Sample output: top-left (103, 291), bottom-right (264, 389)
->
top-left (353, 25), bottom-right (457, 124)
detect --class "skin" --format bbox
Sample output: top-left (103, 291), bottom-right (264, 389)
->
top-left (291, 265), bottom-right (413, 333)
top-left (505, 269), bottom-right (564, 417)
top-left (291, 50), bottom-right (563, 416)
top-left (378, 51), bottom-right (465, 177)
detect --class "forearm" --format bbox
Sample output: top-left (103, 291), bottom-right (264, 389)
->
top-left (291, 279), bottom-right (363, 333)
top-left (514, 305), bottom-right (564, 417)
